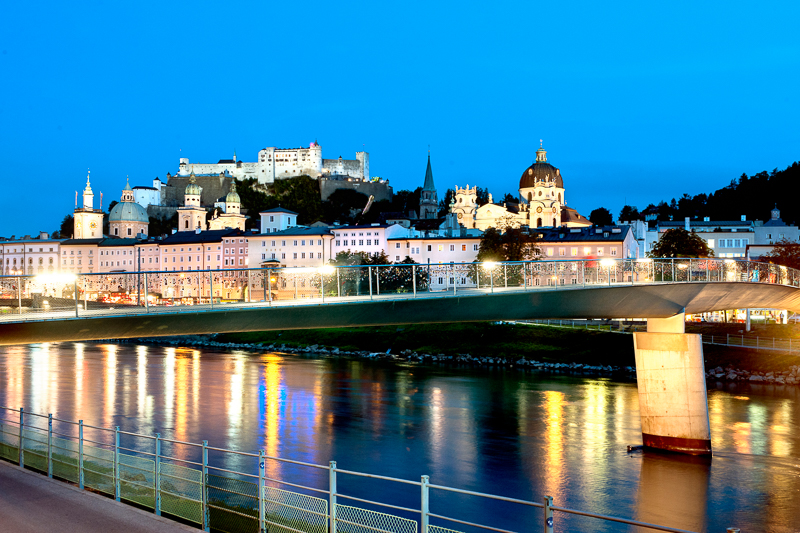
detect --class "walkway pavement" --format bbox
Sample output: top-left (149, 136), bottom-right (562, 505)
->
top-left (0, 460), bottom-right (198, 532)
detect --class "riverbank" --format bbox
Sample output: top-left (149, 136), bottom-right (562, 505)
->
top-left (115, 321), bottom-right (800, 385)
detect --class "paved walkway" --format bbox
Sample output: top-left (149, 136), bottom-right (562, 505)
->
top-left (0, 460), bottom-right (198, 532)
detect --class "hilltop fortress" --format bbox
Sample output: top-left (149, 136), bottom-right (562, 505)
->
top-left (177, 141), bottom-right (369, 185)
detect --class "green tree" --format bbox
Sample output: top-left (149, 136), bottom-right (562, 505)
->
top-left (477, 227), bottom-right (540, 262)
top-left (392, 188), bottom-right (422, 216)
top-left (500, 192), bottom-right (518, 204)
top-left (762, 238), bottom-right (800, 270)
top-left (323, 189), bottom-right (370, 224)
top-left (589, 207), bottom-right (613, 226)
top-left (649, 228), bottom-right (714, 258)
top-left (618, 205), bottom-right (641, 222)
top-left (58, 215), bottom-right (74, 239)
top-left (438, 188), bottom-right (456, 217)
top-left (475, 187), bottom-right (490, 206)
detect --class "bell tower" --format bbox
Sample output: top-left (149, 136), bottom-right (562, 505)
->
top-left (73, 171), bottom-right (105, 238)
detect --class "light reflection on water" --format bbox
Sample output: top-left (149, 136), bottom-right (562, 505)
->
top-left (0, 342), bottom-right (798, 532)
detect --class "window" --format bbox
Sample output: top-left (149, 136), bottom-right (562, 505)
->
top-left (559, 248), bottom-right (565, 256)
top-left (367, 240), bottom-right (372, 245)
top-left (336, 240), bottom-right (341, 246)
top-left (597, 248), bottom-right (604, 256)
top-left (270, 216), bottom-right (274, 222)
top-left (359, 240), bottom-right (364, 246)
top-left (707, 239), bottom-right (715, 248)
top-left (438, 245), bottom-right (444, 251)
top-left (473, 244), bottom-right (479, 251)
top-left (282, 241), bottom-right (286, 246)
top-left (462, 245), bottom-right (467, 251)
top-left (427, 245), bottom-right (432, 252)
top-left (375, 239), bottom-right (380, 246)
top-left (584, 247), bottom-right (591, 255)
top-left (318, 253), bottom-right (322, 259)
top-left (301, 253), bottom-right (306, 259)
top-left (293, 253), bottom-right (298, 259)
top-left (611, 248), bottom-right (618, 256)
top-left (396, 243), bottom-right (400, 248)
top-left (301, 240), bottom-right (305, 246)
top-left (450, 245), bottom-right (455, 251)
top-left (571, 247), bottom-right (578, 256)
top-left (546, 248), bottom-right (554, 256)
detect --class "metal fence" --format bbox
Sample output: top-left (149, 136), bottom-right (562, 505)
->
top-left (0, 405), bottom-right (709, 533)
top-left (521, 319), bottom-right (800, 353)
top-left (0, 258), bottom-right (797, 324)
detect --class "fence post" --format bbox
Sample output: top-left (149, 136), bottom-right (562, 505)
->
top-left (368, 267), bottom-right (373, 300)
top-left (248, 269), bottom-right (252, 303)
top-left (582, 261), bottom-right (586, 288)
top-left (543, 495), bottom-right (554, 533)
top-left (268, 270), bottom-right (272, 305)
top-left (421, 475), bottom-right (430, 533)
top-left (258, 450), bottom-right (266, 533)
top-left (18, 407), bottom-right (24, 467)
top-left (336, 268), bottom-right (341, 298)
top-left (155, 433), bottom-right (161, 516)
top-left (143, 272), bottom-right (149, 312)
top-left (412, 265), bottom-right (416, 297)
top-left (78, 420), bottom-right (84, 489)
top-left (114, 426), bottom-right (120, 501)
top-left (329, 461), bottom-right (338, 533)
top-left (209, 271), bottom-right (214, 308)
top-left (47, 414), bottom-right (53, 478)
top-left (490, 269), bottom-right (494, 293)
top-left (202, 440), bottom-right (210, 532)
top-left (321, 271), bottom-right (325, 303)
top-left (376, 266), bottom-right (380, 296)
top-left (17, 275), bottom-right (22, 315)
top-left (74, 277), bottom-right (79, 318)
top-left (504, 263), bottom-right (508, 288)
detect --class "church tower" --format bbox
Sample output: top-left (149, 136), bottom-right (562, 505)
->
top-left (73, 171), bottom-right (104, 239)
top-left (419, 153), bottom-right (438, 219)
top-left (178, 170), bottom-right (207, 232)
top-left (208, 181), bottom-right (247, 231)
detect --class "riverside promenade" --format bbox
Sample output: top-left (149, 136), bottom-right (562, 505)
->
top-left (0, 460), bottom-right (196, 533)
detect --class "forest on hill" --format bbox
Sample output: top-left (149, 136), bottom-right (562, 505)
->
top-left (616, 161), bottom-right (800, 225)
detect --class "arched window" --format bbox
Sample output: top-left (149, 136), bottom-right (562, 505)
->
top-left (538, 190), bottom-right (542, 196)
top-left (527, 192), bottom-right (532, 202)
top-left (536, 217), bottom-right (542, 227)
top-left (558, 193), bottom-right (562, 203)
top-left (38, 258), bottom-right (43, 265)
top-left (185, 220), bottom-right (189, 229)
top-left (552, 218), bottom-right (557, 227)
top-left (127, 228), bottom-right (132, 236)
top-left (114, 227), bottom-right (119, 235)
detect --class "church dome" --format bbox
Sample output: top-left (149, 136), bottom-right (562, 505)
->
top-left (109, 200), bottom-right (149, 223)
top-left (226, 181), bottom-right (240, 204)
top-left (519, 146), bottom-right (563, 189)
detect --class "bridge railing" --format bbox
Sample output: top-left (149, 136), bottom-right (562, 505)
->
top-left (0, 405), bottom-right (707, 533)
top-left (0, 258), bottom-right (797, 322)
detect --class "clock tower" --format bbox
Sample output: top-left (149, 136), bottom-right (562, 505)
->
top-left (73, 171), bottom-right (105, 239)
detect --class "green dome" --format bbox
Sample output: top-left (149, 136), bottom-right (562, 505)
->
top-left (226, 181), bottom-right (240, 204)
top-left (186, 171), bottom-right (202, 196)
top-left (109, 200), bottom-right (149, 223)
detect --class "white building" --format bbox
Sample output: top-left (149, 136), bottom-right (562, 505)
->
top-left (73, 172), bottom-right (104, 239)
top-left (132, 178), bottom-right (163, 208)
top-left (330, 224), bottom-right (409, 259)
top-left (260, 208), bottom-right (298, 234)
top-left (0, 236), bottom-right (62, 276)
top-left (647, 217), bottom-right (754, 258)
top-left (176, 142), bottom-right (369, 186)
top-left (248, 227), bottom-right (335, 269)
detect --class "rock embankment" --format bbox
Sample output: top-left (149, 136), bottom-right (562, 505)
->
top-left (706, 365), bottom-right (800, 385)
top-left (114, 337), bottom-right (637, 377)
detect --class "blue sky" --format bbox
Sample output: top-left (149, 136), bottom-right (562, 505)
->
top-left (1, 0), bottom-right (798, 236)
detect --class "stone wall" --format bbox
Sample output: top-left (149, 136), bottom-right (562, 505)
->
top-left (161, 175), bottom-right (235, 207)
top-left (319, 178), bottom-right (393, 203)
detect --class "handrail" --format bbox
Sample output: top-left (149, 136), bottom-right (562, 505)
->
top-left (0, 404), bottom-right (725, 532)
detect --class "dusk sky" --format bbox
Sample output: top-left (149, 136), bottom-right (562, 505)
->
top-left (1, 0), bottom-right (798, 237)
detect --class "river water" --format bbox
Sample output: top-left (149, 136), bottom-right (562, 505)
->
top-left (0, 342), bottom-right (798, 532)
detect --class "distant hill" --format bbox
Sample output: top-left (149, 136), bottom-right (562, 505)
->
top-left (641, 161), bottom-right (800, 224)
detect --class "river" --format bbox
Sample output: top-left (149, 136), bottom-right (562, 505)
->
top-left (0, 342), bottom-right (798, 532)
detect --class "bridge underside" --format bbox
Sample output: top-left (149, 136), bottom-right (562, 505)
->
top-left (1, 282), bottom-right (798, 346)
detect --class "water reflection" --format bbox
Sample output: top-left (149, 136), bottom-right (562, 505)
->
top-left (0, 344), bottom-right (797, 531)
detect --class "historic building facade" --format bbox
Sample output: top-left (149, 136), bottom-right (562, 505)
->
top-left (109, 179), bottom-right (150, 238)
top-left (73, 173), bottom-right (104, 239)
top-left (451, 144), bottom-right (591, 231)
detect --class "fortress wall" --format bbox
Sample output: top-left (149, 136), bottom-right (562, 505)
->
top-left (319, 179), bottom-right (393, 203)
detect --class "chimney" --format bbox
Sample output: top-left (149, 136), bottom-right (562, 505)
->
top-left (704, 217), bottom-right (709, 221)
top-left (741, 215), bottom-right (746, 221)
top-left (684, 217), bottom-right (690, 231)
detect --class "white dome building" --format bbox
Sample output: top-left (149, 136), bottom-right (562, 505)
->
top-left (109, 178), bottom-right (149, 237)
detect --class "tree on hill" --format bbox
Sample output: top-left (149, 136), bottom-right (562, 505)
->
top-left (500, 193), bottom-right (518, 204)
top-left (323, 189), bottom-right (370, 224)
top-left (392, 188), bottom-right (422, 216)
top-left (149, 212), bottom-right (179, 237)
top-left (438, 188), bottom-right (456, 217)
top-left (618, 205), bottom-right (641, 222)
top-left (589, 207), bottom-right (613, 226)
top-left (476, 187), bottom-right (490, 206)
top-left (649, 228), bottom-right (714, 258)
top-left (762, 238), bottom-right (800, 270)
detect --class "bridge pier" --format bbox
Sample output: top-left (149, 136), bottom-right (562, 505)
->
top-left (633, 312), bottom-right (711, 456)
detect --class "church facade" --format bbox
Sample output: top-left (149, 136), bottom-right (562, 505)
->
top-left (451, 144), bottom-right (591, 231)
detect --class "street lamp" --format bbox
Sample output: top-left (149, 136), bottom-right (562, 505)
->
top-left (482, 261), bottom-right (498, 293)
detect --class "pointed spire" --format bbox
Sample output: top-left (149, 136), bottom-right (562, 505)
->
top-left (84, 170), bottom-right (93, 193)
top-left (422, 151), bottom-right (436, 192)
top-left (124, 175), bottom-right (132, 191)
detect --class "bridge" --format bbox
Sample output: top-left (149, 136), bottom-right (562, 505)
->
top-left (1, 257), bottom-right (799, 457)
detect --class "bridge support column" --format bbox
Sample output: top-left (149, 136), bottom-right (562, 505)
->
top-left (633, 312), bottom-right (711, 455)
